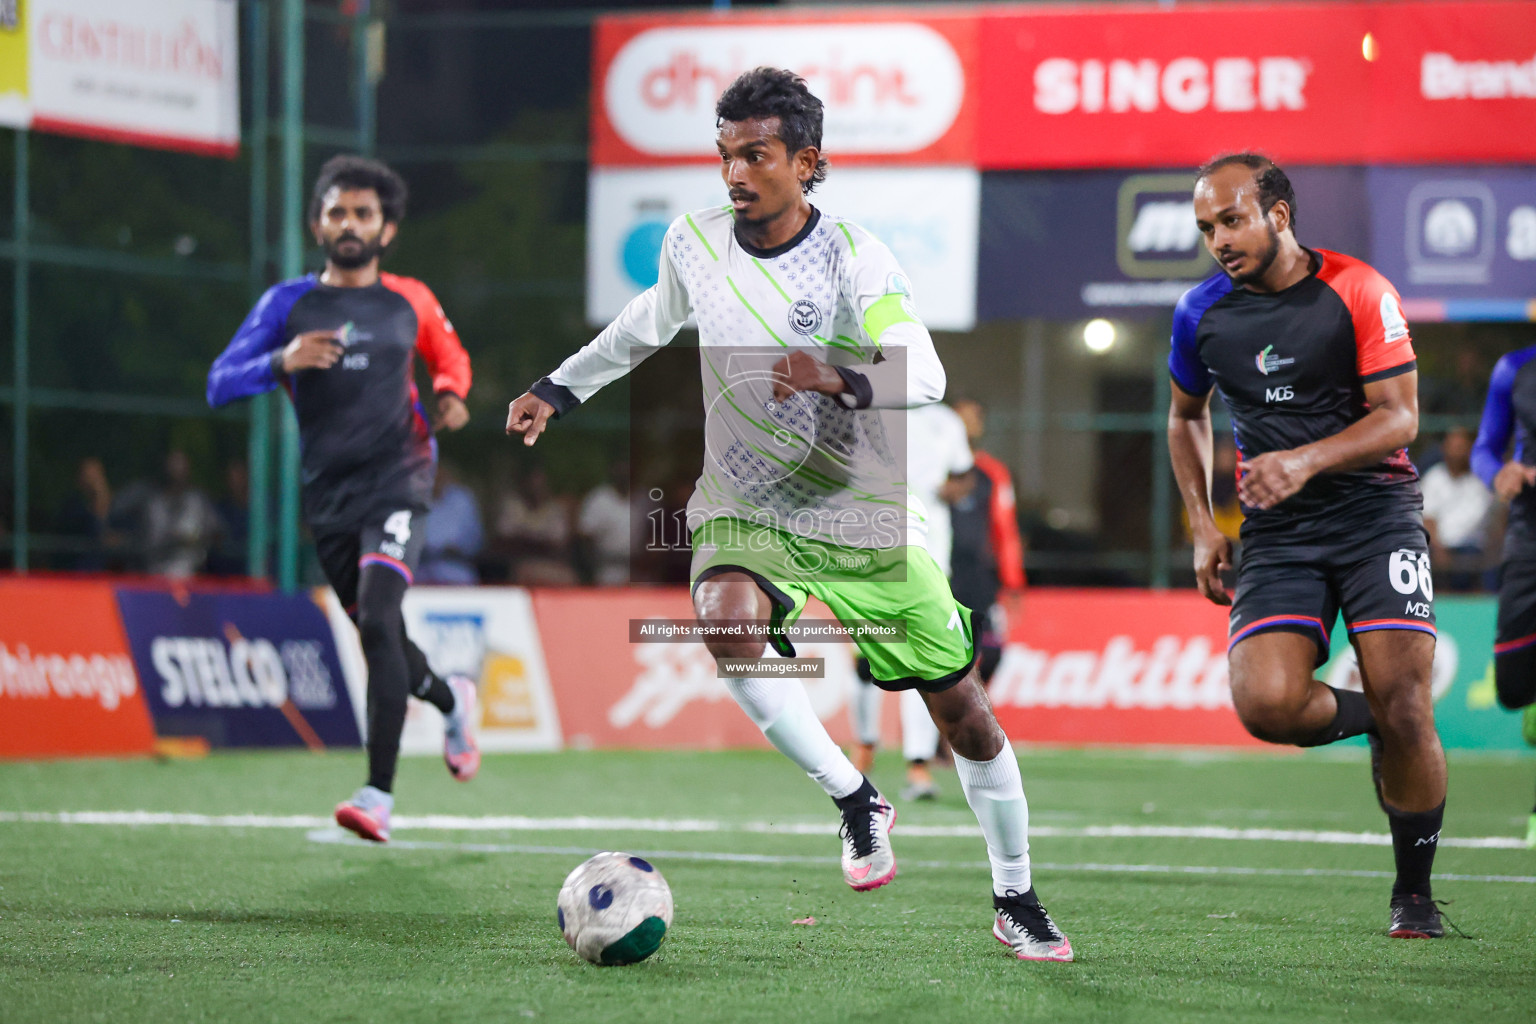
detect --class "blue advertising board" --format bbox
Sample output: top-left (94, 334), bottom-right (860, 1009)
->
top-left (977, 166), bottom-right (1369, 322)
top-left (115, 589), bottom-right (361, 749)
top-left (1366, 165), bottom-right (1536, 321)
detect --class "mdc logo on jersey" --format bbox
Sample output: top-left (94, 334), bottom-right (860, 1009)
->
top-left (1116, 174), bottom-right (1214, 279)
top-left (1406, 180), bottom-right (1495, 285)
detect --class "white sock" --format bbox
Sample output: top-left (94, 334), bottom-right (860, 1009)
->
top-left (849, 679), bottom-right (883, 746)
top-left (953, 743), bottom-right (1032, 896)
top-left (726, 677), bottom-right (864, 799)
top-left (900, 688), bottom-right (941, 762)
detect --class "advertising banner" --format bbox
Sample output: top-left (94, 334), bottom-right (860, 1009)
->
top-left (399, 587), bottom-right (562, 754)
top-left (591, 10), bottom-right (976, 168)
top-left (0, 578), bottom-right (156, 759)
top-left (1366, 165), bottom-right (1536, 321)
top-left (531, 588), bottom-right (873, 750)
top-left (321, 587), bottom-right (563, 755)
top-left (992, 589), bottom-right (1260, 747)
top-left (116, 589), bottom-right (359, 749)
top-left (587, 165), bottom-right (979, 330)
top-left (977, 1), bottom-right (1536, 169)
top-left (12, 0), bottom-right (240, 156)
top-left (597, 3), bottom-right (1536, 174)
top-left (1320, 595), bottom-right (1527, 752)
top-left (978, 166), bottom-right (1369, 320)
top-left (0, 0), bottom-right (27, 129)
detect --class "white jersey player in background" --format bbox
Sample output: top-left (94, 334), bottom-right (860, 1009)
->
top-left (507, 67), bottom-right (1072, 961)
top-left (850, 402), bottom-right (974, 800)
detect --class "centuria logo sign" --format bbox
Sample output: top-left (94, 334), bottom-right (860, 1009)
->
top-left (600, 23), bottom-right (965, 159)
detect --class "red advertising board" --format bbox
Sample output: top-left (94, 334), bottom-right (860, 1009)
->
top-left (591, 9), bottom-right (978, 167)
top-left (532, 588), bottom-right (878, 750)
top-left (0, 578), bottom-right (156, 758)
top-left (992, 589), bottom-right (1261, 747)
top-left (977, 1), bottom-right (1536, 169)
top-left (594, 2), bottom-right (1536, 170)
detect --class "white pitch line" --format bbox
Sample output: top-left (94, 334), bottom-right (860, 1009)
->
top-left (302, 829), bottom-right (1536, 885)
top-left (0, 810), bottom-right (1527, 850)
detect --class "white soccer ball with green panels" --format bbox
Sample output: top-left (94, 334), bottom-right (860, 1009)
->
top-left (556, 852), bottom-right (673, 965)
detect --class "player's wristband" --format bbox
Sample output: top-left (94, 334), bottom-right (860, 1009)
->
top-left (530, 377), bottom-right (580, 419)
top-left (269, 351), bottom-right (287, 378)
top-left (832, 366), bottom-right (873, 410)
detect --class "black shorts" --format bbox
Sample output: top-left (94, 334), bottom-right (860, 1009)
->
top-left (313, 507), bottom-right (426, 613)
top-left (1495, 559), bottom-right (1536, 657)
top-left (1229, 525), bottom-right (1436, 667)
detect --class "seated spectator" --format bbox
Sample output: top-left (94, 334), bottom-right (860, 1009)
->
top-left (493, 465), bottom-right (577, 585)
top-left (419, 462), bottom-right (484, 585)
top-left (576, 460), bottom-right (634, 586)
top-left (141, 450), bottom-right (223, 579)
top-left (54, 457), bottom-right (114, 571)
top-left (1422, 426), bottom-right (1493, 591)
top-left (208, 460), bottom-right (252, 576)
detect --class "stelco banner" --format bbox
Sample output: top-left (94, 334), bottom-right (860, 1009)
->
top-left (594, 3), bottom-right (1536, 172)
top-left (115, 589), bottom-right (359, 749)
top-left (0, 0), bottom-right (240, 156)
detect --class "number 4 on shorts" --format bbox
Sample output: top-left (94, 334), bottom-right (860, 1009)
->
top-left (384, 510), bottom-right (413, 545)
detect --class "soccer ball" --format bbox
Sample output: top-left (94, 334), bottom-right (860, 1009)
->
top-left (556, 852), bottom-right (674, 965)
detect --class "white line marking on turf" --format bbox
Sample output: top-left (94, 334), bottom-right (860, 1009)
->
top-left (1, 810), bottom-right (1526, 850)
top-left (301, 829), bottom-right (1536, 885)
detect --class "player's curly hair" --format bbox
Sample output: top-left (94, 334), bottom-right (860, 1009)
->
top-left (1195, 152), bottom-right (1297, 232)
top-left (716, 67), bottom-right (829, 195)
top-left (308, 154), bottom-right (409, 224)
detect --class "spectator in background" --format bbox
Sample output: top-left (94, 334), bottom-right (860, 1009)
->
top-left (419, 462), bottom-right (484, 585)
top-left (493, 464), bottom-right (577, 585)
top-left (208, 460), bottom-right (252, 576)
top-left (55, 457), bottom-right (114, 570)
top-left (1421, 426), bottom-right (1493, 591)
top-left (141, 450), bottom-right (222, 578)
top-left (576, 460), bottom-right (634, 585)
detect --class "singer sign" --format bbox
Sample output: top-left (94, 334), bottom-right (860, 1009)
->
top-left (591, 13), bottom-right (976, 166)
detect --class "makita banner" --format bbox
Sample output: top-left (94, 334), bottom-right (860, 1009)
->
top-left (991, 589), bottom-right (1260, 746)
top-left (593, 3), bottom-right (1536, 171)
top-left (116, 589), bottom-right (360, 749)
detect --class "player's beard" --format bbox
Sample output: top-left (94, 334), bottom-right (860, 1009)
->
top-left (1229, 222), bottom-right (1282, 287)
top-left (324, 231), bottom-right (385, 270)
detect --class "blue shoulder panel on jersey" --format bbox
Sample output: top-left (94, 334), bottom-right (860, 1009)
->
top-left (206, 276), bottom-right (317, 407)
top-left (1168, 273), bottom-right (1232, 396)
top-left (1472, 345), bottom-right (1536, 487)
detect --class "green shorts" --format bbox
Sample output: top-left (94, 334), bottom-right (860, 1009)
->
top-left (689, 517), bottom-right (977, 692)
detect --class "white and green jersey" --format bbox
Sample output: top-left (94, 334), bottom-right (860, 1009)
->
top-left (540, 205), bottom-right (946, 550)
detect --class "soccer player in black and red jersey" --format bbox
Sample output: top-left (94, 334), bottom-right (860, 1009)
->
top-left (1167, 154), bottom-right (1449, 938)
top-left (208, 155), bottom-right (479, 842)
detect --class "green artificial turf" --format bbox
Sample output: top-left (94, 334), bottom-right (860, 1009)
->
top-left (1, 747), bottom-right (1533, 1023)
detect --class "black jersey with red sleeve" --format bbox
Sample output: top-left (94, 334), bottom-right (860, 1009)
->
top-left (1168, 248), bottom-right (1421, 538)
top-left (207, 272), bottom-right (472, 530)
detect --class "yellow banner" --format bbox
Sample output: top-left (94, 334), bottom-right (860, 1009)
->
top-left (0, 0), bottom-right (29, 128)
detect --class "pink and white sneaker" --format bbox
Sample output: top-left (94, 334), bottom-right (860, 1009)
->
top-left (442, 675), bottom-right (480, 782)
top-left (839, 795), bottom-right (897, 891)
top-left (334, 785), bottom-right (393, 843)
top-left (993, 889), bottom-right (1074, 962)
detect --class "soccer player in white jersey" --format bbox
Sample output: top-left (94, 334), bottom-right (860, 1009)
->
top-left (507, 68), bottom-right (1072, 961)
